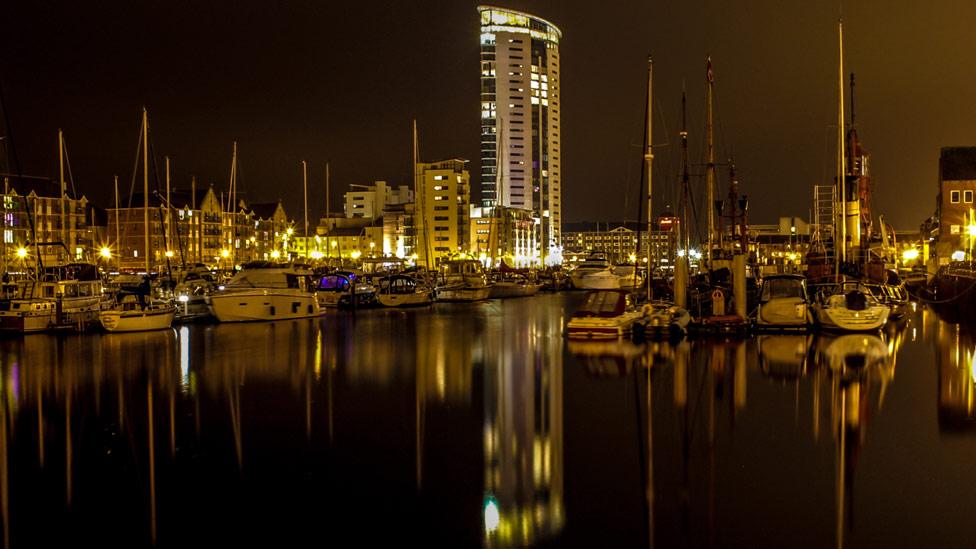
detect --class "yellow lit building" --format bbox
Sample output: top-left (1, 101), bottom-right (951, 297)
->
top-left (414, 159), bottom-right (470, 267)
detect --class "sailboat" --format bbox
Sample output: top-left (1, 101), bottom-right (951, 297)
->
top-left (811, 22), bottom-right (889, 333)
top-left (99, 110), bottom-right (177, 332)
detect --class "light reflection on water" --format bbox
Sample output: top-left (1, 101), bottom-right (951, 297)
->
top-left (0, 295), bottom-right (974, 547)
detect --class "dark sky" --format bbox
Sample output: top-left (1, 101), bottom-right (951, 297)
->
top-left (2, 0), bottom-right (972, 229)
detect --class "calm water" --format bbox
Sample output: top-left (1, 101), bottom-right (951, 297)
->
top-left (0, 294), bottom-right (973, 547)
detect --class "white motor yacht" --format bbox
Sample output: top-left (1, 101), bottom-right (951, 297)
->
top-left (207, 264), bottom-right (321, 322)
top-left (570, 252), bottom-right (621, 290)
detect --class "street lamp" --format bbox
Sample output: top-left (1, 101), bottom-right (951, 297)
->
top-left (100, 246), bottom-right (112, 260)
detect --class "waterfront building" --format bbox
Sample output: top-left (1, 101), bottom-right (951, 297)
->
top-left (936, 147), bottom-right (976, 262)
top-left (414, 159), bottom-right (471, 267)
top-left (1, 174), bottom-right (99, 269)
top-left (112, 185), bottom-right (223, 271)
top-left (478, 5), bottom-right (562, 264)
top-left (344, 181), bottom-right (413, 220)
top-left (469, 205), bottom-right (536, 267)
top-left (247, 202), bottom-right (290, 261)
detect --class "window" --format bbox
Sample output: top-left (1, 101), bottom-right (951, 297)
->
top-left (433, 196), bottom-right (448, 201)
top-left (433, 175), bottom-right (447, 181)
top-left (434, 216), bottom-right (449, 221)
top-left (966, 190), bottom-right (974, 203)
top-left (951, 190), bottom-right (961, 203)
top-left (434, 226), bottom-right (449, 232)
top-left (434, 206), bottom-right (449, 211)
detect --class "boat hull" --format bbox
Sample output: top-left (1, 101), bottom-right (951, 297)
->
top-left (488, 283), bottom-right (542, 299)
top-left (435, 286), bottom-right (490, 302)
top-left (208, 290), bottom-right (321, 322)
top-left (100, 307), bottom-right (176, 332)
top-left (377, 292), bottom-right (431, 308)
top-left (814, 304), bottom-right (888, 332)
top-left (566, 312), bottom-right (641, 340)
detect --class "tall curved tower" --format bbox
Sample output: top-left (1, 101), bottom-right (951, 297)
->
top-left (478, 5), bottom-right (562, 264)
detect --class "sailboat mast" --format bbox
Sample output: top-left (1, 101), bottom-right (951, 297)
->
top-left (644, 56), bottom-right (654, 302)
top-left (229, 141), bottom-right (237, 263)
top-left (837, 21), bottom-right (847, 270)
top-left (325, 161), bottom-right (330, 258)
top-left (142, 108), bottom-right (150, 275)
top-left (413, 119), bottom-right (431, 270)
top-left (114, 175), bottom-right (120, 271)
top-left (302, 160), bottom-right (308, 259)
top-left (680, 89), bottom-right (691, 256)
top-left (705, 58), bottom-right (716, 271)
top-left (58, 129), bottom-right (66, 258)
top-left (165, 156), bottom-right (171, 260)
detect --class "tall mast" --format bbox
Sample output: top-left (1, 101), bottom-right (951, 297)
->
top-left (705, 58), bottom-right (716, 271)
top-left (165, 156), bottom-right (171, 260)
top-left (644, 56), bottom-right (654, 302)
top-left (413, 119), bottom-right (431, 270)
top-left (142, 108), bottom-right (150, 274)
top-left (302, 160), bottom-right (308, 259)
top-left (837, 21), bottom-right (847, 270)
top-left (325, 161), bottom-right (330, 258)
top-left (229, 141), bottom-right (237, 263)
top-left (58, 128), bottom-right (66, 258)
top-left (114, 175), bottom-right (120, 271)
top-left (680, 88), bottom-right (691, 256)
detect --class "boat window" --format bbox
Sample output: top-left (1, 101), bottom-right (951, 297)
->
top-left (318, 276), bottom-right (350, 291)
top-left (43, 286), bottom-right (55, 298)
top-left (62, 284), bottom-right (79, 298)
top-left (761, 279), bottom-right (804, 300)
top-left (79, 283), bottom-right (93, 297)
top-left (578, 291), bottom-right (625, 315)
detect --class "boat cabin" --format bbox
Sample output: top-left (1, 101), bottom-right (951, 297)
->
top-left (573, 290), bottom-right (633, 318)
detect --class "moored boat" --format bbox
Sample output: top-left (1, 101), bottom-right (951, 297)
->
top-left (376, 274), bottom-right (432, 307)
top-left (755, 274), bottom-right (813, 331)
top-left (812, 281), bottom-right (889, 332)
top-left (207, 263), bottom-right (321, 322)
top-left (0, 263), bottom-right (107, 334)
top-left (566, 289), bottom-right (642, 340)
top-left (100, 295), bottom-right (176, 332)
top-left (435, 259), bottom-right (491, 302)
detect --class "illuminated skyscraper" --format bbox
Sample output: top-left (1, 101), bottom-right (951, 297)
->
top-left (478, 5), bottom-right (562, 264)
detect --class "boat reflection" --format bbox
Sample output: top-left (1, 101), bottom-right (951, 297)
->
top-left (567, 339), bottom-right (646, 377)
top-left (758, 334), bottom-right (813, 380)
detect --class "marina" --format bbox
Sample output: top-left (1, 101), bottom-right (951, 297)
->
top-left (0, 294), bottom-right (973, 547)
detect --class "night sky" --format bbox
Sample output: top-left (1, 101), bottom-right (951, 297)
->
top-left (2, 1), bottom-right (972, 229)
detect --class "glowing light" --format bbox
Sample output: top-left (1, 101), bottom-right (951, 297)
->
top-left (15, 247), bottom-right (28, 259)
top-left (309, 250), bottom-right (324, 260)
top-left (970, 350), bottom-right (976, 385)
top-left (351, 250), bottom-right (362, 260)
top-left (270, 250), bottom-right (281, 259)
top-left (969, 224), bottom-right (976, 237)
top-left (628, 253), bottom-right (637, 263)
top-left (902, 248), bottom-right (919, 262)
top-left (99, 247), bottom-right (112, 259)
top-left (952, 250), bottom-right (966, 262)
top-left (221, 249), bottom-right (230, 259)
top-left (677, 249), bottom-right (686, 257)
top-left (177, 294), bottom-right (189, 303)
top-left (484, 497), bottom-right (500, 533)
top-left (164, 250), bottom-right (174, 258)
top-left (286, 227), bottom-right (294, 236)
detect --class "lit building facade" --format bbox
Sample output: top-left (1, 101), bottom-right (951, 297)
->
top-left (470, 205), bottom-right (540, 268)
top-left (414, 159), bottom-right (470, 267)
top-left (478, 5), bottom-right (562, 265)
top-left (344, 181), bottom-right (413, 220)
top-left (937, 147), bottom-right (976, 262)
top-left (1, 174), bottom-right (96, 269)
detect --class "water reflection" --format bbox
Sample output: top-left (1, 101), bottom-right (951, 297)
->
top-left (0, 296), bottom-right (973, 547)
top-left (934, 318), bottom-right (976, 431)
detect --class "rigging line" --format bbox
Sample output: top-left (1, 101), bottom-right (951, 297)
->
top-left (126, 120), bottom-right (143, 209)
top-left (147, 126), bottom-right (173, 278)
top-left (62, 134), bottom-right (77, 199)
